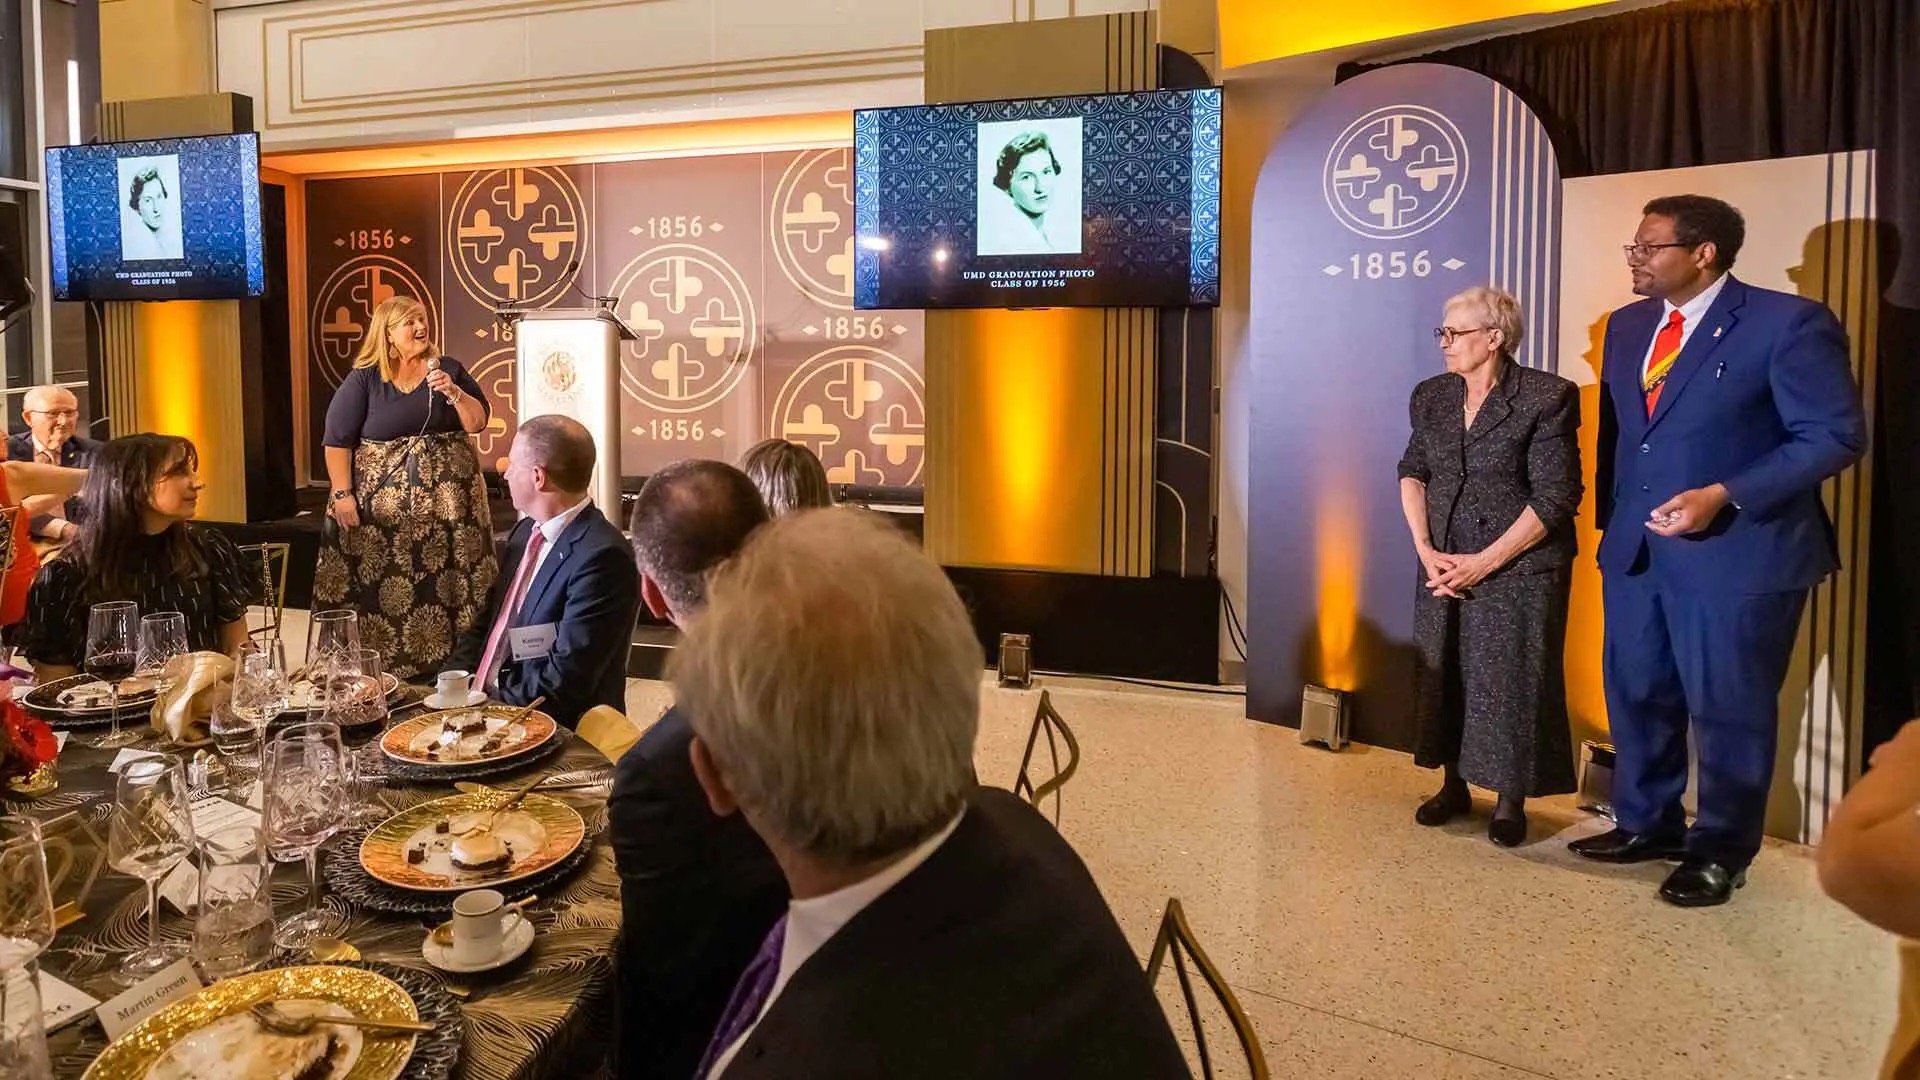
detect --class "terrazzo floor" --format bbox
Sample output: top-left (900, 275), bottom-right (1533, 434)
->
top-left (627, 673), bottom-right (1896, 1080)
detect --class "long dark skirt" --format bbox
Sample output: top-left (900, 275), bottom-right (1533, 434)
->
top-left (313, 433), bottom-right (498, 679)
top-left (1411, 564), bottom-right (1577, 797)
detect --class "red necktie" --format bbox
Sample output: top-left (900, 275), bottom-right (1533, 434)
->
top-left (1642, 309), bottom-right (1685, 417)
top-left (475, 528), bottom-right (546, 689)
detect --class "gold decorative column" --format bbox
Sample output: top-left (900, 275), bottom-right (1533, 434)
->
top-left (922, 11), bottom-right (1160, 576)
top-left (95, 1), bottom-right (251, 521)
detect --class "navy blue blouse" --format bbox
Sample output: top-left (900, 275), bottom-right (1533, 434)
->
top-left (322, 357), bottom-right (489, 446)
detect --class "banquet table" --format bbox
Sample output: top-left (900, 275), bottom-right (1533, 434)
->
top-left (6, 694), bottom-right (622, 1080)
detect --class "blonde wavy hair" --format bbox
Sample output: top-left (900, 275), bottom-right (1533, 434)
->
top-left (351, 296), bottom-right (436, 384)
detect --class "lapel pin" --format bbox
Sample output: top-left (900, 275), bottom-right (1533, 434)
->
top-left (1712, 326), bottom-right (1723, 338)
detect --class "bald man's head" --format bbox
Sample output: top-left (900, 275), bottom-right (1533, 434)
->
top-left (22, 386), bottom-right (79, 452)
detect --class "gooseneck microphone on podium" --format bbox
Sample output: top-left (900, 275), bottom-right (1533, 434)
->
top-left (563, 258), bottom-right (617, 309)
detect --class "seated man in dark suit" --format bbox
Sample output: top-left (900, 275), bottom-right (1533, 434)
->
top-left (675, 509), bottom-right (1189, 1080)
top-left (609, 460), bottom-right (787, 1080)
top-left (442, 414), bottom-right (637, 730)
top-left (7, 385), bottom-right (99, 542)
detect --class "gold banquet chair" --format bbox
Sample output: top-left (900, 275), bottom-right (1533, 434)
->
top-left (237, 542), bottom-right (291, 641)
top-left (1012, 689), bottom-right (1080, 826)
top-left (1147, 898), bottom-right (1269, 1080)
top-left (577, 705), bottom-right (642, 763)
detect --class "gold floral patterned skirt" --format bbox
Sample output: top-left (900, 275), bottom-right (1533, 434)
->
top-left (313, 433), bottom-right (498, 679)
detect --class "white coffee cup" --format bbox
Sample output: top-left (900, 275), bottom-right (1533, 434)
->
top-left (435, 670), bottom-right (473, 704)
top-left (450, 888), bottom-right (525, 965)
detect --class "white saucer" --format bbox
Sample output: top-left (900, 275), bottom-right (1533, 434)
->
top-left (422, 916), bottom-right (535, 973)
top-left (424, 689), bottom-right (487, 710)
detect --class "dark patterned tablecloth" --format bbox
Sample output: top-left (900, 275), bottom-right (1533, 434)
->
top-left (7, 699), bottom-right (620, 1080)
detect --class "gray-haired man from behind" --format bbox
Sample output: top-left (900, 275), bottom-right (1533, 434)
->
top-left (676, 508), bottom-right (1188, 1079)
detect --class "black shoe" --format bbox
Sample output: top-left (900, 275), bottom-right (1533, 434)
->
top-left (1414, 783), bottom-right (1472, 826)
top-left (1567, 827), bottom-right (1686, 864)
top-left (1659, 859), bottom-right (1747, 908)
top-left (1487, 810), bottom-right (1527, 848)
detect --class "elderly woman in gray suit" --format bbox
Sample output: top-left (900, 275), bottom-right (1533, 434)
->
top-left (1396, 286), bottom-right (1582, 847)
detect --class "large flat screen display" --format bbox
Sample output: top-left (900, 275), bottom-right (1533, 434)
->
top-left (854, 88), bottom-right (1221, 309)
top-left (46, 132), bottom-right (266, 301)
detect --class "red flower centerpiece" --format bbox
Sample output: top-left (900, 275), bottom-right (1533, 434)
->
top-left (0, 673), bottom-right (57, 793)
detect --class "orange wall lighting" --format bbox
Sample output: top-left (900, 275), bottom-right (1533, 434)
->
top-left (1218, 0), bottom-right (1620, 68)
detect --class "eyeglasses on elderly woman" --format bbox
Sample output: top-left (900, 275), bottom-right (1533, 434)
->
top-left (1432, 326), bottom-right (1496, 347)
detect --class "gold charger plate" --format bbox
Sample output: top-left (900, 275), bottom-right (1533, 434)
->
top-left (81, 965), bottom-right (418, 1080)
top-left (359, 790), bottom-right (586, 893)
top-left (379, 704), bottom-right (558, 767)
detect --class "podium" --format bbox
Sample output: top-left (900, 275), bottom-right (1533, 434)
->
top-left (499, 308), bottom-right (635, 516)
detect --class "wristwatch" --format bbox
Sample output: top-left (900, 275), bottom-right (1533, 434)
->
top-left (331, 488), bottom-right (351, 504)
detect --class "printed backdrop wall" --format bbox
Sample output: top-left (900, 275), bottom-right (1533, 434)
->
top-left (305, 150), bottom-right (926, 486)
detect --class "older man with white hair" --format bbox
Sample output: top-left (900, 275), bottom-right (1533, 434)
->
top-left (676, 508), bottom-right (1187, 1080)
top-left (8, 385), bottom-right (98, 541)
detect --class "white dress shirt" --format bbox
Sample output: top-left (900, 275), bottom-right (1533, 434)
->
top-left (708, 809), bottom-right (967, 1078)
top-left (524, 496), bottom-right (590, 590)
top-left (1640, 271), bottom-right (1730, 381)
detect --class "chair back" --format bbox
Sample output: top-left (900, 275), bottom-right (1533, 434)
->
top-left (1147, 898), bottom-right (1269, 1080)
top-left (577, 705), bottom-right (641, 762)
top-left (237, 542), bottom-right (291, 642)
top-left (1013, 689), bottom-right (1079, 825)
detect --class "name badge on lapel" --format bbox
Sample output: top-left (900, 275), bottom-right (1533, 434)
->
top-left (509, 623), bottom-right (557, 662)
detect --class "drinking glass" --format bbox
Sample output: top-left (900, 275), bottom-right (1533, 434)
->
top-left (306, 610), bottom-right (360, 683)
top-left (136, 611), bottom-right (189, 698)
top-left (322, 648), bottom-right (389, 731)
top-left (264, 722), bottom-right (345, 952)
top-left (107, 756), bottom-right (196, 982)
top-left (0, 818), bottom-right (54, 969)
top-left (85, 601), bottom-right (140, 749)
top-left (0, 821), bottom-right (55, 1080)
top-left (192, 824), bottom-right (274, 979)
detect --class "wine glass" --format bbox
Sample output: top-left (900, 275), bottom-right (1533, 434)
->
top-left (221, 641), bottom-right (289, 796)
top-left (0, 818), bottom-right (54, 969)
top-left (137, 611), bottom-right (189, 698)
top-left (306, 610), bottom-right (359, 683)
top-left (106, 756), bottom-right (196, 982)
top-left (85, 601), bottom-right (141, 749)
top-left (264, 722), bottom-right (345, 953)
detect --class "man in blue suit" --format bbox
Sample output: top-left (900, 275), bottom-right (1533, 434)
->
top-left (7, 385), bottom-right (100, 542)
top-left (443, 414), bottom-right (639, 730)
top-left (1572, 195), bottom-right (1866, 906)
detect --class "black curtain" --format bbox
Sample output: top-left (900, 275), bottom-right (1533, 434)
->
top-left (1343, 0), bottom-right (1920, 758)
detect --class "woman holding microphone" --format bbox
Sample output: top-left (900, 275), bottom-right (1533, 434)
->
top-left (315, 296), bottom-right (497, 678)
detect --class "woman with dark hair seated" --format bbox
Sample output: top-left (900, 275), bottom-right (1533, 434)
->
top-left (21, 434), bottom-right (251, 679)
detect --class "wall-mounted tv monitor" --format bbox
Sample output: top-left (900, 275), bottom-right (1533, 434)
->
top-left (853, 87), bottom-right (1221, 310)
top-left (46, 132), bottom-right (266, 301)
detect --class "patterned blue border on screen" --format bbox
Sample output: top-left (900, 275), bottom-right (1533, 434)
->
top-left (853, 87), bottom-right (1223, 309)
top-left (853, 108), bottom-right (882, 310)
top-left (44, 131), bottom-right (265, 301)
top-left (1188, 88), bottom-right (1222, 305)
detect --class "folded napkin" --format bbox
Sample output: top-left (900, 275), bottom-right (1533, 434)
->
top-left (151, 652), bottom-right (234, 744)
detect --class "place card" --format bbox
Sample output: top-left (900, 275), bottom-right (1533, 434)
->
top-left (55, 730), bottom-right (67, 752)
top-left (156, 861), bottom-right (199, 916)
top-left (107, 747), bottom-right (165, 774)
top-left (188, 794), bottom-right (261, 836)
top-left (37, 969), bottom-right (101, 1034)
top-left (97, 957), bottom-right (201, 1041)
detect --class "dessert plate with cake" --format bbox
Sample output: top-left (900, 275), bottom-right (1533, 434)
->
top-left (23, 673), bottom-right (160, 725)
top-left (379, 705), bottom-right (558, 768)
top-left (81, 965), bottom-right (419, 1080)
top-left (358, 790), bottom-right (585, 893)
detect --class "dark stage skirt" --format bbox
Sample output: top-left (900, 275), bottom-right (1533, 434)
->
top-left (313, 433), bottom-right (498, 679)
top-left (1411, 564), bottom-right (1577, 797)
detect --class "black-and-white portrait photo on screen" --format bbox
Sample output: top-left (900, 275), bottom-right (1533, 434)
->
top-left (118, 154), bottom-right (184, 261)
top-left (976, 117), bottom-right (1084, 257)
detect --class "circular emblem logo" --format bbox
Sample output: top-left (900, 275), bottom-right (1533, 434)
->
top-left (310, 255), bottom-right (439, 390)
top-left (1322, 106), bottom-right (1469, 241)
top-left (771, 345), bottom-right (925, 487)
top-left (468, 346), bottom-right (518, 465)
top-left (541, 349), bottom-right (579, 396)
top-left (771, 149), bottom-right (855, 311)
top-left (611, 244), bottom-right (758, 416)
top-left (446, 167), bottom-right (587, 309)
